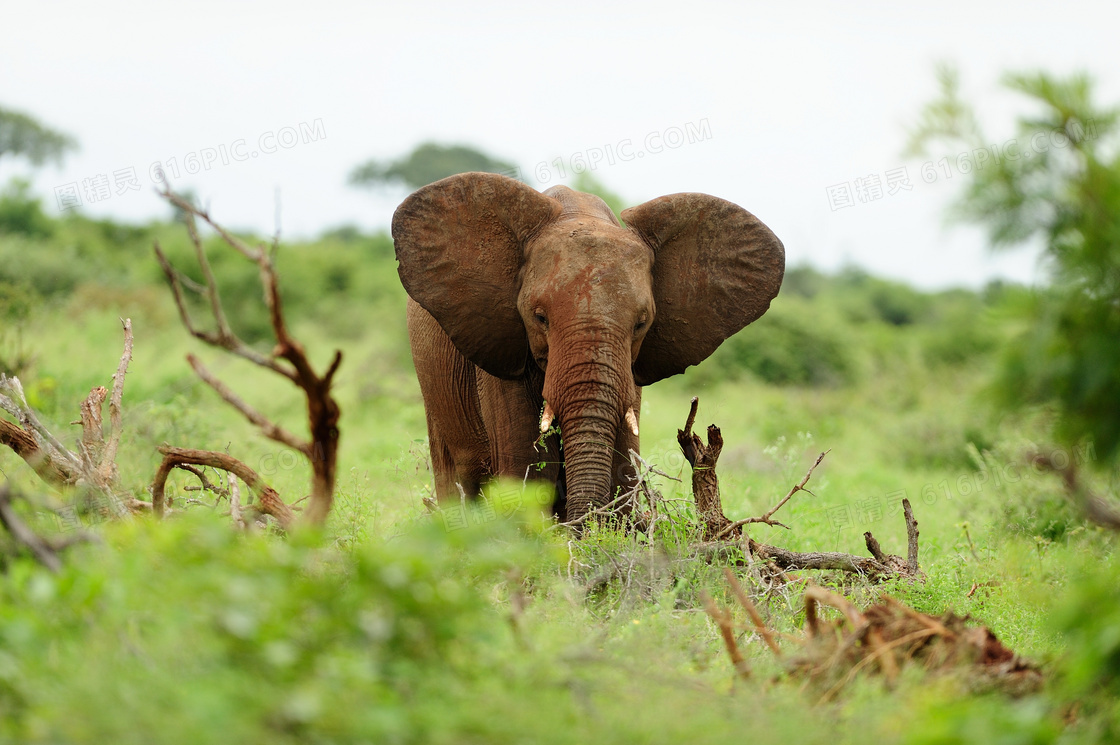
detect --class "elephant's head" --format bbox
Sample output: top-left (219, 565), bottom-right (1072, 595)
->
top-left (393, 172), bottom-right (784, 521)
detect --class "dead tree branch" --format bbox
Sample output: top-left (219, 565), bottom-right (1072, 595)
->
top-left (677, 397), bottom-right (734, 540)
top-left (100, 317), bottom-right (133, 482)
top-left (0, 320), bottom-right (136, 518)
top-left (151, 445), bottom-right (293, 529)
top-left (904, 499), bottom-right (920, 574)
top-left (176, 464), bottom-right (231, 499)
top-left (154, 187), bottom-right (343, 526)
top-left (0, 417), bottom-right (77, 486)
top-left (701, 591), bottom-right (751, 680)
top-left (0, 375), bottom-right (84, 480)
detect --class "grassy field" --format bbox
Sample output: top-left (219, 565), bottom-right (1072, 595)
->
top-left (0, 206), bottom-right (1117, 743)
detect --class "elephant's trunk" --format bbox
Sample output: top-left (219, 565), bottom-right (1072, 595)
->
top-left (558, 400), bottom-right (620, 522)
top-left (543, 331), bottom-right (632, 523)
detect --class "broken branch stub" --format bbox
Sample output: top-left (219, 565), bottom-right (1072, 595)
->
top-left (677, 397), bottom-right (735, 541)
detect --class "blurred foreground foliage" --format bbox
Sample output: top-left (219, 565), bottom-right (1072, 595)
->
top-left (0, 512), bottom-right (556, 743)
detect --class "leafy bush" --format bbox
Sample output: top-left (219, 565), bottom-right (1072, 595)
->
top-left (711, 296), bottom-right (859, 386)
top-left (0, 179), bottom-right (54, 238)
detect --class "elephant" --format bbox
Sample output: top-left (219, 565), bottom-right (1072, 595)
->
top-left (392, 172), bottom-right (784, 524)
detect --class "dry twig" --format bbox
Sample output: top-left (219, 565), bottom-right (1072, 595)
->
top-left (723, 567), bottom-right (781, 656)
top-left (716, 450), bottom-right (830, 538)
top-left (701, 591), bottom-right (751, 680)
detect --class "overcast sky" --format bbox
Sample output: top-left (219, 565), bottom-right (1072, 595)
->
top-left (4, 1), bottom-right (1117, 289)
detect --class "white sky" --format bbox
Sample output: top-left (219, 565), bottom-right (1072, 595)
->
top-left (3, 0), bottom-right (1117, 289)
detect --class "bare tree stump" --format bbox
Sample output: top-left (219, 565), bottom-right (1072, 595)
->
top-left (677, 397), bottom-right (736, 540)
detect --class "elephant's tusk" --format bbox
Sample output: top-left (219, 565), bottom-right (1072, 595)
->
top-left (540, 403), bottom-right (555, 433)
top-left (625, 407), bottom-right (639, 437)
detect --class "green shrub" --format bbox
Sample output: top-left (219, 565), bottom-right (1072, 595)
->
top-left (0, 179), bottom-right (54, 238)
top-left (711, 296), bottom-right (859, 386)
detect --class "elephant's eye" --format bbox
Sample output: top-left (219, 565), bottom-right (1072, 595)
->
top-left (534, 311), bottom-right (548, 326)
top-left (634, 319), bottom-right (647, 333)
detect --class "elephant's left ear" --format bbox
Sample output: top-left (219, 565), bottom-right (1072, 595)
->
top-left (622, 193), bottom-right (785, 386)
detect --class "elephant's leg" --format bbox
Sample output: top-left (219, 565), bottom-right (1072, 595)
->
top-left (476, 368), bottom-right (563, 509)
top-left (407, 299), bottom-right (491, 502)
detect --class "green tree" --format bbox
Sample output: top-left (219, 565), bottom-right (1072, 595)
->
top-left (910, 66), bottom-right (1120, 463)
top-left (349, 142), bottom-right (516, 190)
top-left (0, 106), bottom-right (77, 169)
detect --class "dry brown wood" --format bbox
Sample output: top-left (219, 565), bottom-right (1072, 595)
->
top-left (100, 317), bottom-right (133, 484)
top-left (0, 374), bottom-right (84, 478)
top-left (151, 445), bottom-right (293, 529)
top-left (904, 499), bottom-right (920, 574)
top-left (723, 567), bottom-right (781, 656)
top-left (0, 319), bottom-right (134, 510)
top-left (864, 531), bottom-right (887, 563)
top-left (78, 386), bottom-right (107, 474)
top-left (677, 397), bottom-right (735, 541)
top-left (0, 418), bottom-right (77, 486)
top-left (701, 591), bottom-right (751, 679)
top-left (751, 541), bottom-right (891, 577)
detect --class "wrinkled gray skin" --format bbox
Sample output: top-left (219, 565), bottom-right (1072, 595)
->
top-left (392, 172), bottom-right (784, 524)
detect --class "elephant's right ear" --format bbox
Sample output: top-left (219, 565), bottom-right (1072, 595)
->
top-left (392, 172), bottom-right (562, 379)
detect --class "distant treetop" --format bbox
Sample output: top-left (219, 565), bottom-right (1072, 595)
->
top-left (0, 106), bottom-right (78, 168)
top-left (349, 142), bottom-right (516, 190)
